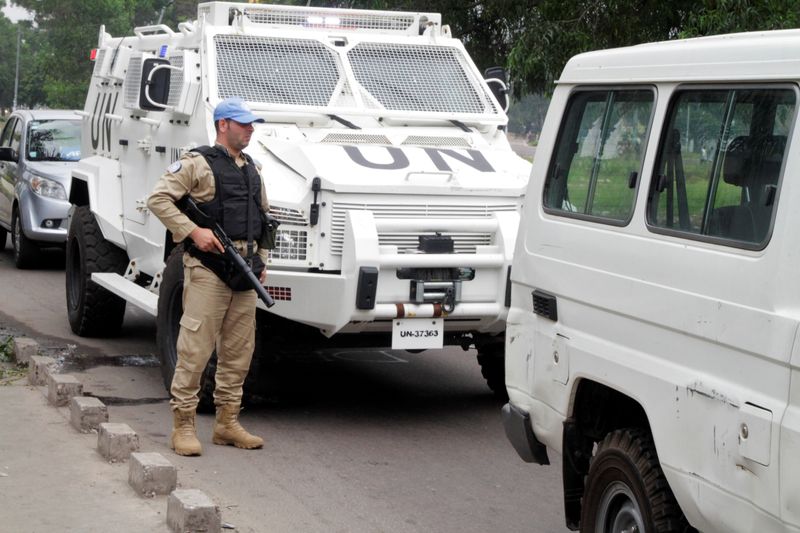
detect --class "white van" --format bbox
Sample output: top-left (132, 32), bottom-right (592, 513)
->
top-left (503, 30), bottom-right (800, 533)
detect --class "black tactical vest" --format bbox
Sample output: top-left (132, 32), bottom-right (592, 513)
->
top-left (191, 145), bottom-right (263, 241)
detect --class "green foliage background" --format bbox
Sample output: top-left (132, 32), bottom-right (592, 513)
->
top-left (2, 0), bottom-right (799, 118)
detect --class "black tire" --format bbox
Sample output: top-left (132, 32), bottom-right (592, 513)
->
top-left (12, 207), bottom-right (41, 269)
top-left (66, 206), bottom-right (128, 336)
top-left (580, 428), bottom-right (689, 533)
top-left (155, 246), bottom-right (215, 413)
top-left (0, 226), bottom-right (7, 251)
top-left (477, 342), bottom-right (507, 401)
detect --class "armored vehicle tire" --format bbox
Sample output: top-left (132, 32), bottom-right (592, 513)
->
top-left (580, 428), bottom-right (689, 533)
top-left (66, 206), bottom-right (128, 336)
top-left (0, 226), bottom-right (7, 251)
top-left (156, 247), bottom-right (265, 413)
top-left (12, 208), bottom-right (41, 269)
top-left (477, 343), bottom-right (508, 401)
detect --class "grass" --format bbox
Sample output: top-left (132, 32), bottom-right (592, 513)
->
top-left (559, 153), bottom-right (744, 226)
top-left (0, 336), bottom-right (27, 384)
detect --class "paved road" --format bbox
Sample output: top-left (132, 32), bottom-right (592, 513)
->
top-left (0, 240), bottom-right (568, 533)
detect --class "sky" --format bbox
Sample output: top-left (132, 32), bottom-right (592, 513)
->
top-left (2, 3), bottom-right (32, 23)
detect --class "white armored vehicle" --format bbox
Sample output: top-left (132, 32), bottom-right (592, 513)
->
top-left (66, 2), bottom-right (530, 402)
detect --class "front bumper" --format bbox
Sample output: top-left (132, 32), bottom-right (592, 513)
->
top-left (261, 209), bottom-right (519, 336)
top-left (18, 188), bottom-right (70, 243)
top-left (501, 402), bottom-right (550, 465)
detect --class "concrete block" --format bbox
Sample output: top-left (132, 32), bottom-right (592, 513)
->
top-left (97, 423), bottom-right (139, 462)
top-left (12, 337), bottom-right (38, 364)
top-left (167, 489), bottom-right (221, 533)
top-left (27, 355), bottom-right (56, 386)
top-left (70, 396), bottom-right (108, 433)
top-left (46, 374), bottom-right (83, 407)
top-left (128, 452), bottom-right (177, 497)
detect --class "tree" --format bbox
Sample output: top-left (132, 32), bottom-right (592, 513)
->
top-left (12, 0), bottom-right (167, 108)
top-left (681, 0), bottom-right (800, 37)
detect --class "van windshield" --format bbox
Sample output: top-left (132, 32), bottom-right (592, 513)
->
top-left (26, 119), bottom-right (81, 162)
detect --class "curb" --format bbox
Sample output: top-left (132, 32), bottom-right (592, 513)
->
top-left (16, 335), bottom-right (225, 533)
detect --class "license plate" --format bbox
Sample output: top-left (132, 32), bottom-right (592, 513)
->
top-left (391, 318), bottom-right (444, 350)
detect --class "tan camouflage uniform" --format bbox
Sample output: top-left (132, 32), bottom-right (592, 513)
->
top-left (147, 145), bottom-right (268, 412)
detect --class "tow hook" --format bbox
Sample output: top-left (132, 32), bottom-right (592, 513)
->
top-left (442, 286), bottom-right (456, 313)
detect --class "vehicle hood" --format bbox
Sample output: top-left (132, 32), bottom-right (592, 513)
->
top-left (254, 137), bottom-right (530, 197)
top-left (24, 161), bottom-right (78, 185)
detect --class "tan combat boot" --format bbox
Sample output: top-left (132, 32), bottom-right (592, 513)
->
top-left (170, 408), bottom-right (202, 456)
top-left (212, 404), bottom-right (263, 449)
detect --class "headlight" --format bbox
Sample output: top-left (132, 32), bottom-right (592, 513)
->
top-left (29, 175), bottom-right (66, 200)
top-left (272, 229), bottom-right (308, 261)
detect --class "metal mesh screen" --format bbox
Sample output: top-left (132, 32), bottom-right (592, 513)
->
top-left (348, 43), bottom-right (496, 115)
top-left (167, 53), bottom-right (184, 108)
top-left (215, 35), bottom-right (340, 107)
top-left (402, 136), bottom-right (471, 148)
top-left (241, 7), bottom-right (417, 33)
top-left (124, 55), bottom-right (144, 109)
top-left (93, 49), bottom-right (107, 77)
top-left (321, 133), bottom-right (391, 145)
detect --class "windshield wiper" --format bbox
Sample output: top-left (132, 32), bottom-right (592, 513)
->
top-left (328, 114), bottom-right (360, 130)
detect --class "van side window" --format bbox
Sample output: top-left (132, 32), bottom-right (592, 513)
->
top-left (543, 89), bottom-right (654, 223)
top-left (647, 87), bottom-right (795, 247)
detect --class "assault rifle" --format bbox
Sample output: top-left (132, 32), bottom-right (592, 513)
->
top-left (176, 195), bottom-right (275, 308)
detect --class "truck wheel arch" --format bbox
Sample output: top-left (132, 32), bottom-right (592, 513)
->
top-left (563, 379), bottom-right (652, 529)
top-left (69, 178), bottom-right (89, 207)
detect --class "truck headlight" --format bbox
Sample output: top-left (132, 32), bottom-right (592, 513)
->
top-left (29, 175), bottom-right (66, 200)
top-left (272, 229), bottom-right (308, 261)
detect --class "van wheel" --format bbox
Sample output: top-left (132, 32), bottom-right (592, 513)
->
top-left (66, 206), bottom-right (127, 336)
top-left (580, 428), bottom-right (688, 533)
top-left (477, 343), bottom-right (507, 400)
top-left (12, 207), bottom-right (41, 269)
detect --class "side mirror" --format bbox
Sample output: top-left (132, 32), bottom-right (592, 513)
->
top-left (484, 66), bottom-right (509, 113)
top-left (0, 146), bottom-right (17, 162)
top-left (139, 58), bottom-right (172, 111)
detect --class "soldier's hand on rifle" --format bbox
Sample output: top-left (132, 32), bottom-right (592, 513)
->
top-left (259, 268), bottom-right (267, 284)
top-left (189, 227), bottom-right (224, 253)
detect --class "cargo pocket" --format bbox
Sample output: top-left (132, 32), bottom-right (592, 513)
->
top-left (179, 314), bottom-right (202, 332)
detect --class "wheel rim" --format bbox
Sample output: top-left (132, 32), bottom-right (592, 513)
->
top-left (595, 481), bottom-right (645, 533)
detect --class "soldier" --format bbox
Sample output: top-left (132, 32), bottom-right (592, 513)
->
top-left (147, 97), bottom-right (268, 456)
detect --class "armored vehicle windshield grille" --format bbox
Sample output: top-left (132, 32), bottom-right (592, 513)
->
top-left (330, 202), bottom-right (518, 255)
top-left (215, 35), bottom-right (340, 107)
top-left (241, 7), bottom-right (417, 33)
top-left (347, 43), bottom-right (496, 115)
top-left (402, 136), bottom-right (471, 148)
top-left (321, 133), bottom-right (391, 145)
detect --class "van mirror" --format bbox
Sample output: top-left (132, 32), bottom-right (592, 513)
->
top-left (139, 58), bottom-right (172, 111)
top-left (484, 66), bottom-right (509, 112)
top-left (0, 146), bottom-right (17, 162)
